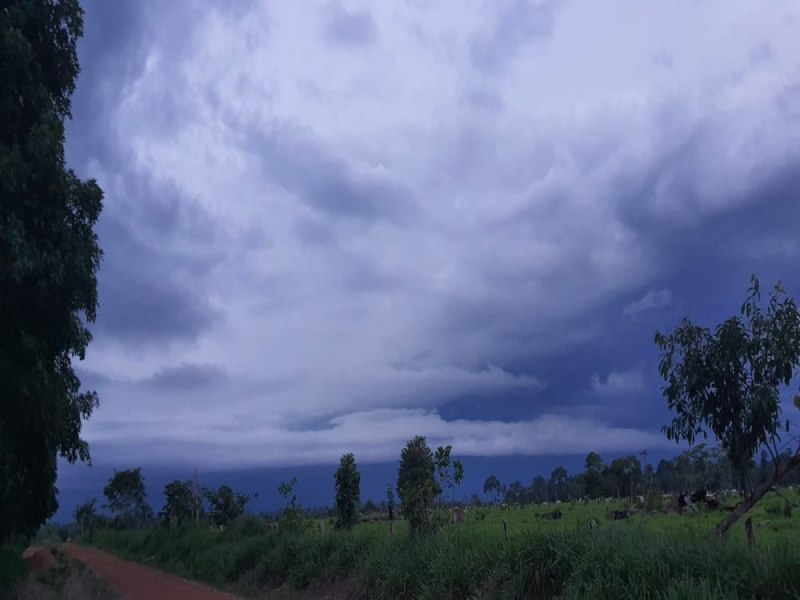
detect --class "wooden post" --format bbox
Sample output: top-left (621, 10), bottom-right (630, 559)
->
top-left (390, 520), bottom-right (395, 536)
top-left (745, 517), bottom-right (756, 549)
top-left (319, 521), bottom-right (325, 536)
top-left (502, 519), bottom-right (509, 542)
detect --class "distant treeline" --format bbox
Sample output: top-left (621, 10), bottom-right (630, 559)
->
top-left (483, 444), bottom-right (800, 507)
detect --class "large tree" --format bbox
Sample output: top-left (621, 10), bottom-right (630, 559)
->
top-left (655, 276), bottom-right (800, 535)
top-left (334, 452), bottom-right (361, 530)
top-left (0, 0), bottom-right (103, 541)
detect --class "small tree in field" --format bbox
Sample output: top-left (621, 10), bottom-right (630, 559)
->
top-left (483, 475), bottom-right (501, 504)
top-left (203, 485), bottom-right (248, 528)
top-left (334, 453), bottom-right (360, 529)
top-left (434, 445), bottom-right (464, 507)
top-left (160, 480), bottom-right (196, 527)
top-left (73, 498), bottom-right (97, 535)
top-left (397, 436), bottom-right (438, 533)
top-left (103, 468), bottom-right (153, 529)
top-left (655, 276), bottom-right (800, 535)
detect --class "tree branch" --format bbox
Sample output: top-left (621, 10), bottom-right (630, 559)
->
top-left (717, 450), bottom-right (800, 536)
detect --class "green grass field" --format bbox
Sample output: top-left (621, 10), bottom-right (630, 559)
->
top-left (83, 491), bottom-right (800, 599)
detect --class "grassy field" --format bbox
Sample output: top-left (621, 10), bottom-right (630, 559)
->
top-left (83, 491), bottom-right (800, 599)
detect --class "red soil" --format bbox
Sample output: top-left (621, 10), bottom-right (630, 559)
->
top-left (63, 543), bottom-right (240, 600)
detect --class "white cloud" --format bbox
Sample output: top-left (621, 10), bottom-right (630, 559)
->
top-left (83, 408), bottom-right (668, 468)
top-left (622, 288), bottom-right (673, 318)
top-left (590, 369), bottom-right (645, 394)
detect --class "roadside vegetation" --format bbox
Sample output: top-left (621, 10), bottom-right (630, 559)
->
top-left (82, 496), bottom-right (800, 599)
top-left (71, 278), bottom-right (800, 597)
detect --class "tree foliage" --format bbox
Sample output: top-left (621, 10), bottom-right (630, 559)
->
top-left (397, 436), bottom-right (437, 532)
top-left (334, 453), bottom-right (361, 530)
top-left (73, 497), bottom-right (97, 535)
top-left (103, 468), bottom-right (153, 529)
top-left (160, 480), bottom-right (196, 527)
top-left (655, 276), bottom-right (800, 533)
top-left (483, 475), bottom-right (501, 504)
top-left (433, 445), bottom-right (464, 507)
top-left (0, 0), bottom-right (104, 541)
top-left (203, 485), bottom-right (248, 528)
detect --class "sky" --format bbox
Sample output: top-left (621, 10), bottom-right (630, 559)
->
top-left (57, 0), bottom-right (800, 516)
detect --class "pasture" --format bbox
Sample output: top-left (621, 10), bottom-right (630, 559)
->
top-left (82, 490), bottom-right (800, 599)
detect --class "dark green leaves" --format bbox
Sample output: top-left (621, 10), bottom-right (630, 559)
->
top-left (1, 0), bottom-right (103, 541)
top-left (654, 276), bottom-right (800, 493)
top-left (334, 452), bottom-right (361, 529)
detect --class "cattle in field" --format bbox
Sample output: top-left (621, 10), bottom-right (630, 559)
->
top-left (608, 509), bottom-right (631, 520)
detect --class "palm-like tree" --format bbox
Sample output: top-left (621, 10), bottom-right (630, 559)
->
top-left (483, 475), bottom-right (501, 504)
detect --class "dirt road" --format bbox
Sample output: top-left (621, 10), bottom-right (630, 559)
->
top-left (64, 543), bottom-right (240, 600)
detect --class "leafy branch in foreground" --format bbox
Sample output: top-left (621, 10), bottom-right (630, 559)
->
top-left (655, 275), bottom-right (800, 535)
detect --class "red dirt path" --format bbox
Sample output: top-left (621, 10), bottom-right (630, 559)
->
top-left (63, 543), bottom-right (241, 600)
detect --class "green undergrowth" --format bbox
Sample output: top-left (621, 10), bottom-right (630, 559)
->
top-left (83, 509), bottom-right (800, 599)
top-left (0, 543), bottom-right (28, 592)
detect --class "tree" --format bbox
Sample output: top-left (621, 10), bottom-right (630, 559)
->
top-left (0, 0), bottom-right (104, 542)
top-left (483, 475), bottom-right (502, 504)
top-left (397, 436), bottom-right (437, 532)
top-left (551, 466), bottom-right (568, 501)
top-left (655, 276), bottom-right (800, 535)
top-left (159, 480), bottom-right (196, 527)
top-left (583, 452), bottom-right (605, 498)
top-left (433, 445), bottom-right (464, 507)
top-left (334, 452), bottom-right (360, 529)
top-left (204, 485), bottom-right (248, 528)
top-left (386, 485), bottom-right (396, 520)
top-left (531, 475), bottom-right (547, 503)
top-left (73, 498), bottom-right (97, 536)
top-left (504, 480), bottom-right (525, 504)
top-left (103, 468), bottom-right (153, 528)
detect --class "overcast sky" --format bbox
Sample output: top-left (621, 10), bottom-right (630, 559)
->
top-left (63, 0), bottom-right (800, 473)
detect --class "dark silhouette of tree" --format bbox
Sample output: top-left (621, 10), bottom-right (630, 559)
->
top-left (656, 276), bottom-right (800, 535)
top-left (397, 436), bottom-right (437, 532)
top-left (1, 0), bottom-right (104, 541)
top-left (103, 468), bottom-right (153, 528)
top-left (334, 452), bottom-right (361, 529)
top-left (203, 485), bottom-right (248, 528)
top-left (160, 480), bottom-right (196, 527)
top-left (483, 475), bottom-right (502, 504)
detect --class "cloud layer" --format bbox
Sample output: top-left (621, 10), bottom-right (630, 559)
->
top-left (64, 0), bottom-right (800, 469)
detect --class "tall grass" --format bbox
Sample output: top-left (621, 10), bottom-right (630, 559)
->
top-left (84, 511), bottom-right (800, 599)
top-left (0, 543), bottom-right (27, 592)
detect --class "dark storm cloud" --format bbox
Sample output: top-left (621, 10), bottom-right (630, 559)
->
top-left (144, 363), bottom-right (229, 390)
top-left (59, 0), bottom-right (800, 472)
top-left (242, 124), bottom-right (418, 223)
top-left (324, 5), bottom-right (378, 47)
top-left (470, 0), bottom-right (564, 73)
top-left (66, 1), bottom-right (228, 347)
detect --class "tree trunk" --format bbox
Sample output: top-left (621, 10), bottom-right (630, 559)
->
top-left (716, 452), bottom-right (800, 536)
